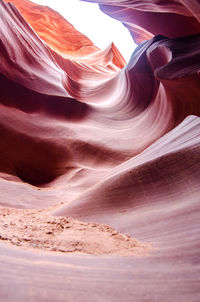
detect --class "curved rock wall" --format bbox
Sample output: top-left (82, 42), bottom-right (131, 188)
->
top-left (0, 0), bottom-right (200, 301)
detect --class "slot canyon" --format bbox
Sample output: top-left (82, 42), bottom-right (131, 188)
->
top-left (0, 0), bottom-right (200, 301)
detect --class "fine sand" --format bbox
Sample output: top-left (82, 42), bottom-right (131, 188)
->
top-left (0, 206), bottom-right (152, 256)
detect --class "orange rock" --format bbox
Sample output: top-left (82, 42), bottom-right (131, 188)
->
top-left (0, 0), bottom-right (200, 301)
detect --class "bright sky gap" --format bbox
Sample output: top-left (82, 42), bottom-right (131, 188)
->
top-left (31, 0), bottom-right (136, 62)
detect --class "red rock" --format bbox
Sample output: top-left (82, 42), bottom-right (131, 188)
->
top-left (3, 0), bottom-right (126, 68)
top-left (0, 0), bottom-right (200, 301)
top-left (98, 0), bottom-right (200, 43)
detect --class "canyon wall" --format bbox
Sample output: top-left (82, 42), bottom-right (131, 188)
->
top-left (0, 0), bottom-right (199, 301)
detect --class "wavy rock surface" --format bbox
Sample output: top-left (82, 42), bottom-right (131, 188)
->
top-left (0, 0), bottom-right (200, 301)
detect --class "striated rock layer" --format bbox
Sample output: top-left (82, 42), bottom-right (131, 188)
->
top-left (0, 0), bottom-right (200, 301)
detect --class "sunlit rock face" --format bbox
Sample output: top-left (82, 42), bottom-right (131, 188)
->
top-left (0, 0), bottom-right (200, 301)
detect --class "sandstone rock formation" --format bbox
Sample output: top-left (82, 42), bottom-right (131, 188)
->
top-left (0, 0), bottom-right (200, 301)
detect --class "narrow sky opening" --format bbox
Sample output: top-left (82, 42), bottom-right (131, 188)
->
top-left (31, 0), bottom-right (136, 62)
